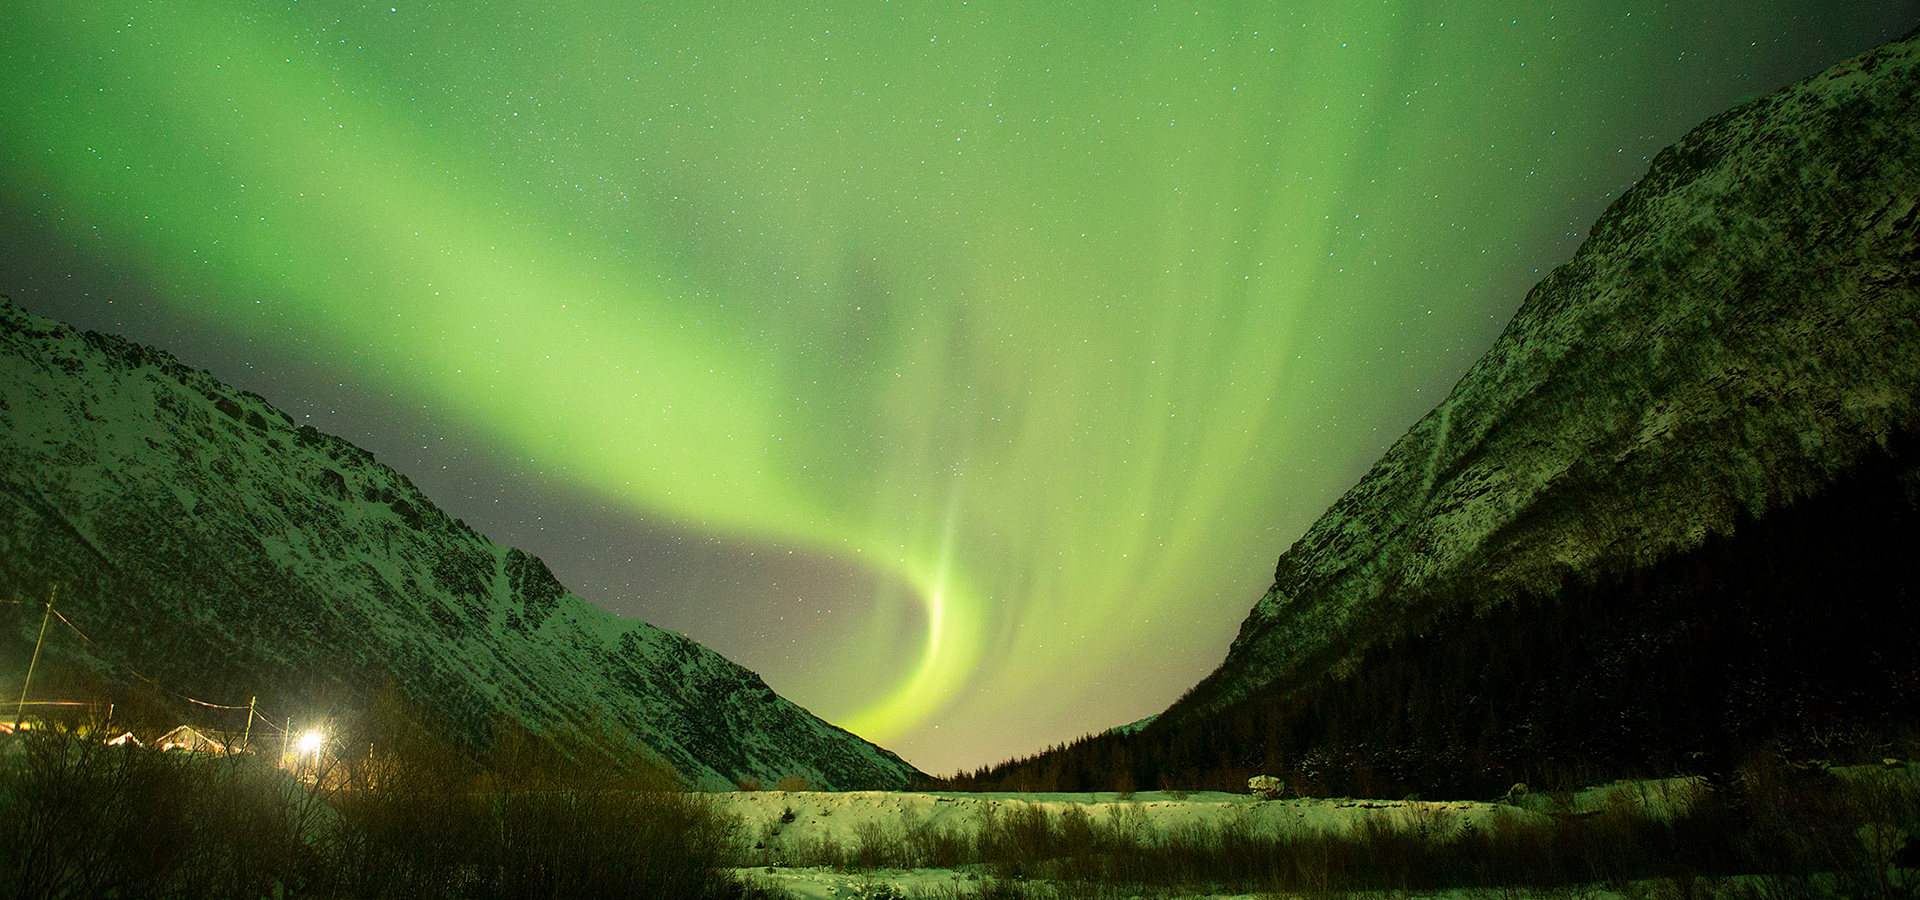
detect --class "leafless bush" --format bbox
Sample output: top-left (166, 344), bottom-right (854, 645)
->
top-left (751, 757), bottom-right (1920, 898)
top-left (0, 722), bottom-right (767, 900)
top-left (774, 775), bottom-right (811, 792)
top-left (0, 731), bottom-right (315, 900)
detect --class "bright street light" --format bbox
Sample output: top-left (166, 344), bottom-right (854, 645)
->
top-left (296, 730), bottom-right (325, 756)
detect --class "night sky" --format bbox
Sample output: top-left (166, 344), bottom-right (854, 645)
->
top-left (4, 1), bottom-right (1917, 776)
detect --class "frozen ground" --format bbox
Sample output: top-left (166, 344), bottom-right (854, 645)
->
top-left (715, 788), bottom-right (1551, 853)
top-left (728, 867), bottom-right (1880, 900)
top-left (716, 788), bottom-right (1549, 897)
top-left (712, 787), bottom-right (1596, 899)
top-left (715, 767), bottom-right (1918, 899)
top-left (731, 868), bottom-right (1706, 900)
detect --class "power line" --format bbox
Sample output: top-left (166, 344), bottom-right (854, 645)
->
top-left (13, 585), bottom-right (56, 730)
top-left (10, 585), bottom-right (298, 737)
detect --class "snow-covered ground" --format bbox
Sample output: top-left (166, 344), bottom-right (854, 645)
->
top-left (730, 867), bottom-right (1889, 900)
top-left (712, 788), bottom-right (1579, 899)
top-left (716, 788), bottom-right (1547, 897)
top-left (716, 789), bottom-right (1549, 854)
top-left (715, 767), bottom-right (1918, 899)
top-left (730, 868), bottom-right (1687, 900)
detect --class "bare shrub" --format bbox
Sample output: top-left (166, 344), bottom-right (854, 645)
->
top-left (903, 811), bottom-right (970, 869)
top-left (0, 701), bottom-right (760, 900)
top-left (0, 731), bottom-right (314, 900)
top-left (328, 713), bottom-right (746, 900)
top-left (852, 817), bottom-right (897, 870)
top-left (778, 759), bottom-right (1917, 898)
top-left (0, 732), bottom-right (195, 900)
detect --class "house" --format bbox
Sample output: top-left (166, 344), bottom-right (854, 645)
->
top-left (156, 725), bottom-right (226, 753)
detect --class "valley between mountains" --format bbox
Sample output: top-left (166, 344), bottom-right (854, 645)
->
top-left (4, 19), bottom-right (1920, 900)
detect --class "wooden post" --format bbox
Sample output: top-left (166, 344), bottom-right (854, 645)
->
top-left (241, 696), bottom-right (256, 752)
top-left (13, 585), bottom-right (57, 731)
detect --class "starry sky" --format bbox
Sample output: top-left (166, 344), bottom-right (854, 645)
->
top-left (4, 1), bottom-right (1917, 776)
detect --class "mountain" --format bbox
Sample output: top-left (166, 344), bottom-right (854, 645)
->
top-left (0, 299), bottom-right (920, 790)
top-left (1175, 28), bottom-right (1920, 721)
top-left (950, 30), bottom-right (1920, 795)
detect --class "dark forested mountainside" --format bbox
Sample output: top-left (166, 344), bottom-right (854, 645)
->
top-left (946, 31), bottom-right (1920, 796)
top-left (946, 432), bottom-right (1920, 795)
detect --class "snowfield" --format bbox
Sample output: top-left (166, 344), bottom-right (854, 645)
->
top-left (717, 789), bottom-right (1551, 852)
top-left (713, 766), bottom-right (1917, 898)
top-left (712, 783), bottom-right (1681, 899)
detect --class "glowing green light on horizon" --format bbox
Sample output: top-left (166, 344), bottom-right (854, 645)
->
top-left (0, 0), bottom-right (997, 742)
top-left (2, 0), bottom-right (1852, 765)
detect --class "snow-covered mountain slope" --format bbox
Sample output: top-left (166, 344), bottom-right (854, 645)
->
top-left (1172, 32), bottom-right (1920, 722)
top-left (0, 299), bottom-right (920, 790)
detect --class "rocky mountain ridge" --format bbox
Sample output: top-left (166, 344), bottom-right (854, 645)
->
top-left (1170, 30), bottom-right (1920, 723)
top-left (942, 30), bottom-right (1920, 796)
top-left (0, 299), bottom-right (920, 790)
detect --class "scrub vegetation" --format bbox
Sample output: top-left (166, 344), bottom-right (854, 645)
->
top-left (4, 710), bottom-right (1918, 899)
top-left (734, 761), bottom-right (1920, 898)
top-left (0, 699), bottom-right (773, 900)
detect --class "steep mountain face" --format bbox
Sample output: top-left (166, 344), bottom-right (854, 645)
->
top-left (1169, 32), bottom-right (1920, 726)
top-left (942, 32), bottom-right (1920, 797)
top-left (0, 300), bottom-right (920, 790)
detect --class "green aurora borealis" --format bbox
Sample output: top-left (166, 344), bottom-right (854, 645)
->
top-left (5, 0), bottom-right (1917, 773)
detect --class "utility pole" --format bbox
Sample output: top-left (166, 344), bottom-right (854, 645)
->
top-left (13, 585), bottom-right (56, 732)
top-left (241, 696), bottom-right (256, 752)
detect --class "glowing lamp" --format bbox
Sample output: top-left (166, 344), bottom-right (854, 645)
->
top-left (296, 730), bottom-right (325, 756)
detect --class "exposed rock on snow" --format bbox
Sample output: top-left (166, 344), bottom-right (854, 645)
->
top-left (0, 299), bottom-right (920, 790)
